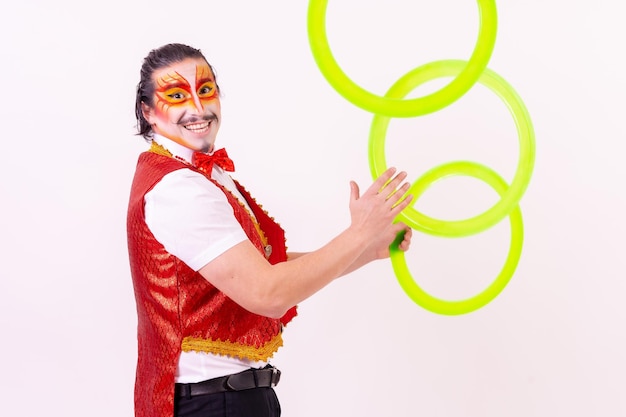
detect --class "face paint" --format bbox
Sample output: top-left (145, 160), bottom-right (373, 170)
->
top-left (144, 57), bottom-right (221, 152)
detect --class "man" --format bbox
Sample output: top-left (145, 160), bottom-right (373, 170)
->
top-left (127, 43), bottom-right (413, 417)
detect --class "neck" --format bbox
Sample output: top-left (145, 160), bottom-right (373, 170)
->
top-left (151, 134), bottom-right (195, 163)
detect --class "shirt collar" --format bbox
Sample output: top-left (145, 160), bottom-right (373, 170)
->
top-left (152, 134), bottom-right (195, 164)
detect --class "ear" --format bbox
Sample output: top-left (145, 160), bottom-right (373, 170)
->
top-left (141, 102), bottom-right (154, 124)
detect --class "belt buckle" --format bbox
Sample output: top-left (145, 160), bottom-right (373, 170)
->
top-left (270, 367), bottom-right (281, 387)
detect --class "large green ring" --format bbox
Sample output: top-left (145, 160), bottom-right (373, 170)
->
top-left (369, 59), bottom-right (535, 237)
top-left (307, 0), bottom-right (498, 117)
top-left (390, 161), bottom-right (523, 315)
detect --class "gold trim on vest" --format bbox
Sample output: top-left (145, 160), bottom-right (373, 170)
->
top-left (181, 334), bottom-right (284, 362)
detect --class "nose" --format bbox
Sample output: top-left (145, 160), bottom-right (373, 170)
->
top-left (191, 92), bottom-right (204, 113)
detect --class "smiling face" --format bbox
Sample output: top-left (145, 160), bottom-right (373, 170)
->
top-left (142, 57), bottom-right (221, 152)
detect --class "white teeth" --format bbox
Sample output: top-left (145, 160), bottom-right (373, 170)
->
top-left (185, 121), bottom-right (210, 132)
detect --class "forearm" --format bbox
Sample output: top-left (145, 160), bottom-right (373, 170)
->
top-left (288, 227), bottom-right (411, 278)
top-left (260, 223), bottom-right (412, 313)
top-left (286, 252), bottom-right (307, 260)
top-left (201, 226), bottom-right (370, 318)
top-left (254, 227), bottom-right (370, 316)
top-left (289, 248), bottom-right (373, 278)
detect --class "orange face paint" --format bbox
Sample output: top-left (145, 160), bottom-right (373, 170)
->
top-left (145, 57), bottom-right (222, 152)
top-left (155, 66), bottom-right (218, 114)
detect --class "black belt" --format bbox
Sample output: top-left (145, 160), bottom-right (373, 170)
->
top-left (175, 365), bottom-right (281, 398)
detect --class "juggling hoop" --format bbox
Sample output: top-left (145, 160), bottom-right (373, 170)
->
top-left (307, 0), bottom-right (498, 117)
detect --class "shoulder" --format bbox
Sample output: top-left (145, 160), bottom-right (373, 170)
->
top-left (148, 166), bottom-right (230, 207)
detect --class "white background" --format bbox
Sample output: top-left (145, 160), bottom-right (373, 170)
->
top-left (1, 1), bottom-right (624, 416)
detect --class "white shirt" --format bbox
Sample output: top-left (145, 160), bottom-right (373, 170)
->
top-left (144, 135), bottom-right (267, 383)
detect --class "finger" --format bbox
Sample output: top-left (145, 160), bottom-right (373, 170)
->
top-left (366, 167), bottom-right (397, 197)
top-left (380, 173), bottom-right (411, 205)
top-left (398, 239), bottom-right (410, 251)
top-left (383, 180), bottom-right (410, 206)
top-left (399, 228), bottom-right (412, 250)
top-left (392, 224), bottom-right (412, 251)
top-left (349, 180), bottom-right (360, 202)
top-left (389, 223), bottom-right (411, 248)
top-left (391, 222), bottom-right (410, 234)
top-left (381, 171), bottom-right (408, 195)
top-left (384, 176), bottom-right (411, 203)
top-left (389, 191), bottom-right (414, 214)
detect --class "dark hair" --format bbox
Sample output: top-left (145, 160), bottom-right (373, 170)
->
top-left (134, 43), bottom-right (220, 140)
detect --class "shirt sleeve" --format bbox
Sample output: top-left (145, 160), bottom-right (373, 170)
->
top-left (144, 168), bottom-right (248, 271)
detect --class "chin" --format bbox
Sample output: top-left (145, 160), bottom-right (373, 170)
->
top-left (181, 135), bottom-right (212, 152)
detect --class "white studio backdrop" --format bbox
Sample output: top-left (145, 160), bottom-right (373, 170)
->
top-left (1, 1), bottom-right (624, 416)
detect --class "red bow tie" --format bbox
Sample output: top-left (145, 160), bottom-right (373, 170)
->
top-left (192, 148), bottom-right (235, 176)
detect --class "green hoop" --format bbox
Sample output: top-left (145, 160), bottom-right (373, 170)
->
top-left (369, 59), bottom-right (535, 237)
top-left (390, 161), bottom-right (523, 315)
top-left (307, 0), bottom-right (498, 117)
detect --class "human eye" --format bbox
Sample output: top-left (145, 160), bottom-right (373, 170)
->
top-left (163, 88), bottom-right (189, 104)
top-left (198, 82), bottom-right (216, 98)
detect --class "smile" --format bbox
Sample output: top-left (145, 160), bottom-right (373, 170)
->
top-left (184, 121), bottom-right (211, 133)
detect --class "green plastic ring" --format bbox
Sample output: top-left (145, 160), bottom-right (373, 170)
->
top-left (369, 59), bottom-right (535, 237)
top-left (390, 161), bottom-right (523, 315)
top-left (307, 0), bottom-right (498, 117)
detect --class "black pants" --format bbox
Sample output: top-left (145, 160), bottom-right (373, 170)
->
top-left (174, 387), bottom-right (281, 417)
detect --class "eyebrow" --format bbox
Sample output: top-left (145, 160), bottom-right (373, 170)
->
top-left (158, 82), bottom-right (191, 93)
top-left (196, 77), bottom-right (215, 86)
top-left (156, 71), bottom-right (191, 90)
top-left (196, 65), bottom-right (215, 84)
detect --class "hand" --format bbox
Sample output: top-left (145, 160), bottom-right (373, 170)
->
top-left (392, 224), bottom-right (413, 252)
top-left (348, 167), bottom-right (413, 255)
top-left (362, 222), bottom-right (413, 261)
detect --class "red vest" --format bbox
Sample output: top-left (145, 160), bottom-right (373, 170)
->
top-left (127, 152), bottom-right (297, 417)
